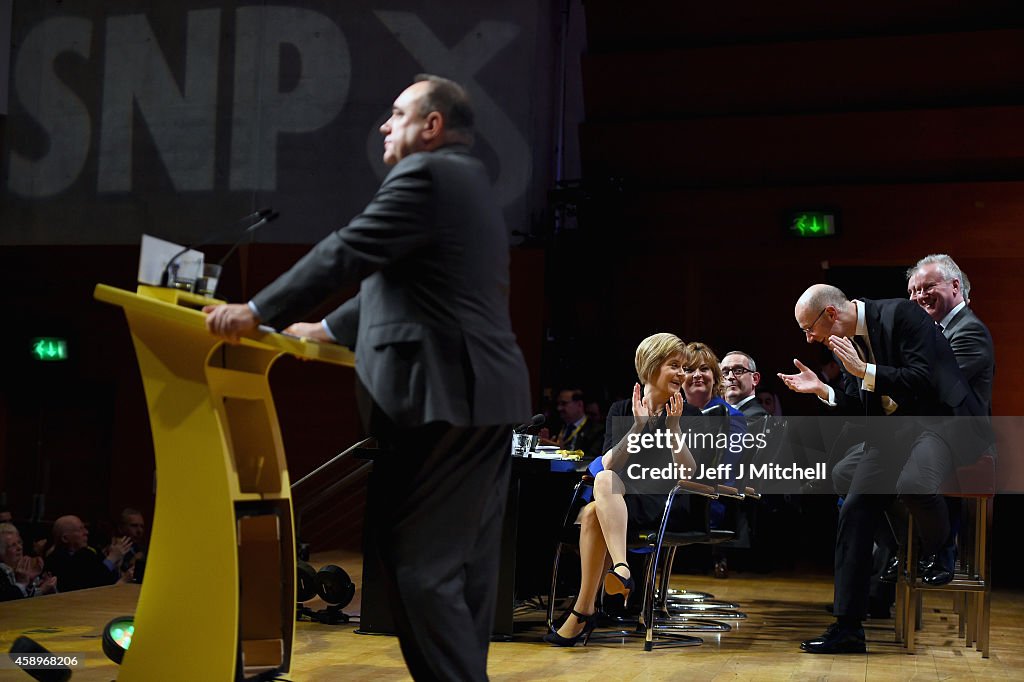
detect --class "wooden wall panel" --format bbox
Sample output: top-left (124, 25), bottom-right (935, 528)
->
top-left (580, 105), bottom-right (1024, 186)
top-left (584, 0), bottom-right (1024, 50)
top-left (583, 30), bottom-right (1024, 120)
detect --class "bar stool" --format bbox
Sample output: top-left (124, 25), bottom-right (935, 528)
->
top-left (896, 454), bottom-right (995, 657)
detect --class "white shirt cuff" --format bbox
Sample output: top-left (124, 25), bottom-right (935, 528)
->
top-left (819, 384), bottom-right (837, 407)
top-left (320, 319), bottom-right (338, 342)
top-left (863, 363), bottom-right (877, 392)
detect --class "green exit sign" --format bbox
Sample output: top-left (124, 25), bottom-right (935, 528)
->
top-left (31, 337), bottom-right (68, 362)
top-left (788, 211), bottom-right (838, 238)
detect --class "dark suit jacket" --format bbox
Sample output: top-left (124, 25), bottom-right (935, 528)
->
top-left (558, 416), bottom-right (605, 460)
top-left (943, 305), bottom-right (994, 412)
top-left (734, 395), bottom-right (768, 422)
top-left (833, 298), bottom-right (977, 418)
top-left (252, 145), bottom-right (531, 428)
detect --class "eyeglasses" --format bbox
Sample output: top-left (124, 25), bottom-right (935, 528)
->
top-left (721, 367), bottom-right (755, 378)
top-left (799, 307), bottom-right (828, 334)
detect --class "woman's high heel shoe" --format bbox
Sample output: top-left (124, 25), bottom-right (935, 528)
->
top-left (543, 608), bottom-right (598, 647)
top-left (604, 562), bottom-right (635, 605)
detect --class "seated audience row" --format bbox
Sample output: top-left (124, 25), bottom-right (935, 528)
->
top-left (0, 508), bottom-right (148, 600)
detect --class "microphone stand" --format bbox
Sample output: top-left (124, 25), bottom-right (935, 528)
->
top-left (218, 211), bottom-right (280, 267)
top-left (159, 208), bottom-right (275, 289)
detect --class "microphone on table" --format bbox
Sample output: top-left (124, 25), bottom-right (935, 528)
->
top-left (160, 207), bottom-right (275, 287)
top-left (514, 413), bottom-right (546, 434)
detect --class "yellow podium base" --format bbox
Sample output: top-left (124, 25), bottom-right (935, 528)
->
top-left (94, 283), bottom-right (353, 680)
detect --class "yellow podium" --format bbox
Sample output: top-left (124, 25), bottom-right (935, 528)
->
top-left (94, 284), bottom-right (354, 681)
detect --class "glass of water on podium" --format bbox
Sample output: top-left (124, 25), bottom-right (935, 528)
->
top-left (195, 263), bottom-right (222, 298)
top-left (510, 432), bottom-right (538, 458)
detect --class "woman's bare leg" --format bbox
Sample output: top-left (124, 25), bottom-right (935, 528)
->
top-left (593, 469), bottom-right (631, 585)
top-left (555, 502), bottom-right (608, 638)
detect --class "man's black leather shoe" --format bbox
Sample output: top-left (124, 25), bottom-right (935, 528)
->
top-left (879, 556), bottom-right (899, 583)
top-left (800, 623), bottom-right (867, 654)
top-left (921, 564), bottom-right (954, 586)
top-left (919, 554), bottom-right (954, 586)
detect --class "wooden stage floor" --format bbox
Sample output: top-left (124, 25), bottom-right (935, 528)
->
top-left (2, 549), bottom-right (1022, 681)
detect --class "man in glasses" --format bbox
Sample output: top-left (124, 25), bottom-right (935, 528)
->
top-left (779, 283), bottom-right (988, 654)
top-left (721, 351), bottom-right (767, 423)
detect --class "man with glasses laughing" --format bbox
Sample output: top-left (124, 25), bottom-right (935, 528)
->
top-left (721, 351), bottom-right (768, 423)
top-left (779, 283), bottom-right (990, 654)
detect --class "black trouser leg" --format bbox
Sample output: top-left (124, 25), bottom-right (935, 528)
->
top-left (897, 431), bottom-right (956, 556)
top-left (367, 420), bottom-right (510, 682)
top-left (834, 492), bottom-right (892, 620)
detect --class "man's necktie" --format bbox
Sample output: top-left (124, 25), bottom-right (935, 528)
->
top-left (854, 335), bottom-right (897, 415)
top-left (852, 336), bottom-right (871, 363)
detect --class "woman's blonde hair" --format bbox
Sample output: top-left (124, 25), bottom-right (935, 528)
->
top-left (635, 333), bottom-right (686, 385)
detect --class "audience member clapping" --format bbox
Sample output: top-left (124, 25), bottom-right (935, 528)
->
top-left (116, 507), bottom-right (147, 575)
top-left (1, 522), bottom-right (56, 600)
top-left (44, 515), bottom-right (132, 592)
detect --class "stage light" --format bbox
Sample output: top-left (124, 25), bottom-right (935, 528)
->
top-left (296, 559), bottom-right (319, 602)
top-left (296, 563), bottom-right (356, 625)
top-left (102, 616), bottom-right (135, 664)
top-left (316, 565), bottom-right (356, 608)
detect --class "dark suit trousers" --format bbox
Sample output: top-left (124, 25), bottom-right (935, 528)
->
top-left (896, 430), bottom-right (958, 556)
top-left (833, 424), bottom-right (906, 621)
top-left (359, 384), bottom-right (511, 681)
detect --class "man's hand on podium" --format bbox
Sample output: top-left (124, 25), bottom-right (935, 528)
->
top-left (283, 321), bottom-right (332, 342)
top-left (204, 303), bottom-right (259, 343)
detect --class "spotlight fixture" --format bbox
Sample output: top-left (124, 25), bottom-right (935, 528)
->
top-left (316, 565), bottom-right (356, 607)
top-left (102, 616), bottom-right (136, 664)
top-left (296, 563), bottom-right (356, 625)
top-left (296, 559), bottom-right (319, 602)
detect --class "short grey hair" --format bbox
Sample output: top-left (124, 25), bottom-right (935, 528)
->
top-left (723, 350), bottom-right (757, 372)
top-left (907, 254), bottom-right (963, 286)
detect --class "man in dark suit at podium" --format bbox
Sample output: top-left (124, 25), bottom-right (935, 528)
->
top-left (206, 75), bottom-right (530, 681)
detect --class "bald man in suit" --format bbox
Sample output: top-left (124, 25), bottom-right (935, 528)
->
top-left (780, 283), bottom-right (987, 653)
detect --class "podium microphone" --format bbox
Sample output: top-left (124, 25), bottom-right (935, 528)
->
top-left (514, 414), bottom-right (546, 434)
top-left (218, 210), bottom-right (280, 266)
top-left (160, 208), bottom-right (275, 287)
